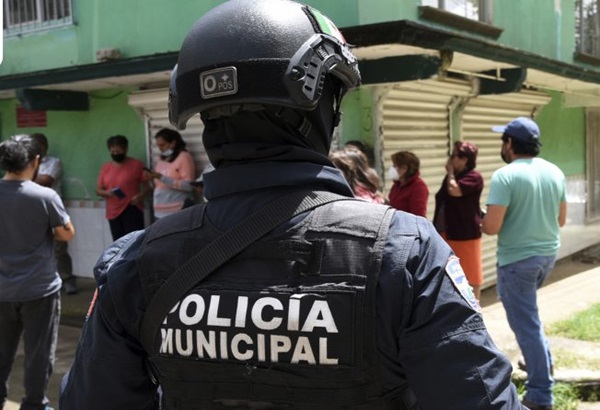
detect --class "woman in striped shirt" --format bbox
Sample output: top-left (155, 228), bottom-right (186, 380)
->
top-left (147, 128), bottom-right (196, 219)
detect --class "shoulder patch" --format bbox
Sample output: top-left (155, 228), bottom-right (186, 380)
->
top-left (445, 256), bottom-right (481, 313)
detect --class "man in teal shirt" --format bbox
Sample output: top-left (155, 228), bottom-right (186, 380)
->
top-left (483, 116), bottom-right (567, 410)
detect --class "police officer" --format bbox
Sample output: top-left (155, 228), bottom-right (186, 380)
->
top-left (60, 1), bottom-right (525, 409)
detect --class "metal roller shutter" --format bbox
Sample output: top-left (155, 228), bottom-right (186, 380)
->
top-left (380, 78), bottom-right (472, 221)
top-left (461, 89), bottom-right (552, 288)
top-left (128, 89), bottom-right (208, 175)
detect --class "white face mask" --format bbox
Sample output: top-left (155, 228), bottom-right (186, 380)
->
top-left (387, 166), bottom-right (400, 181)
top-left (160, 148), bottom-right (174, 158)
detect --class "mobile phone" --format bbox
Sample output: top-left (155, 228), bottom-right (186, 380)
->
top-left (111, 187), bottom-right (126, 198)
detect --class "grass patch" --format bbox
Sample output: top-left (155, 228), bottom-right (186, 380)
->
top-left (552, 348), bottom-right (600, 371)
top-left (546, 303), bottom-right (600, 342)
top-left (513, 380), bottom-right (579, 410)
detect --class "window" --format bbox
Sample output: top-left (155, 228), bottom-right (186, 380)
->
top-left (587, 108), bottom-right (600, 222)
top-left (576, 0), bottom-right (600, 57)
top-left (422, 0), bottom-right (493, 23)
top-left (4, 0), bottom-right (73, 36)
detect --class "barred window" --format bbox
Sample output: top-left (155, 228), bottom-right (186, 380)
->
top-left (4, 0), bottom-right (73, 36)
top-left (422, 0), bottom-right (493, 23)
top-left (576, 0), bottom-right (600, 57)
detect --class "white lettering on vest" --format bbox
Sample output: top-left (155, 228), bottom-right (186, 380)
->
top-left (208, 295), bottom-right (231, 327)
top-left (301, 300), bottom-right (338, 333)
top-left (235, 296), bottom-right (248, 328)
top-left (231, 333), bottom-right (253, 361)
top-left (291, 336), bottom-right (316, 364)
top-left (160, 329), bottom-right (339, 365)
top-left (179, 294), bottom-right (205, 326)
top-left (288, 297), bottom-right (301, 331)
top-left (270, 335), bottom-right (292, 362)
top-left (220, 331), bottom-right (228, 359)
top-left (175, 329), bottom-right (193, 356)
top-left (160, 328), bottom-right (174, 354)
top-left (251, 297), bottom-right (283, 330)
top-left (319, 337), bottom-right (338, 365)
top-left (197, 330), bottom-right (216, 359)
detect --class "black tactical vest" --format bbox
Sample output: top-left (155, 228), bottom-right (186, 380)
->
top-left (138, 199), bottom-right (415, 409)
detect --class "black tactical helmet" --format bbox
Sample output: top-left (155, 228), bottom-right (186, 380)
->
top-left (169, 0), bottom-right (361, 130)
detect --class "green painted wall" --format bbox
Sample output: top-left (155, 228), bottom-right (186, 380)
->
top-left (0, 88), bottom-right (146, 199)
top-left (493, 0), bottom-right (575, 62)
top-left (535, 90), bottom-right (585, 176)
top-left (0, 0), bottom-right (370, 76)
top-left (340, 88), bottom-right (375, 145)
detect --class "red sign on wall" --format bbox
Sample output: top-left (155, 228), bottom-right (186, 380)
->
top-left (16, 106), bottom-right (47, 128)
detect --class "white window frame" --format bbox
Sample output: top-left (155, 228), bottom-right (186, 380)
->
top-left (576, 0), bottom-right (600, 57)
top-left (422, 0), bottom-right (493, 23)
top-left (4, 0), bottom-right (73, 36)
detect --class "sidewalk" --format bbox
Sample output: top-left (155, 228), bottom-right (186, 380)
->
top-left (5, 258), bottom-right (600, 409)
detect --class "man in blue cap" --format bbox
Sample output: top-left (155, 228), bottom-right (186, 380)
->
top-left (483, 116), bottom-right (567, 410)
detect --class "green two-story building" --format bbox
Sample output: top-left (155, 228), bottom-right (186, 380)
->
top-left (2, 0), bottom-right (600, 286)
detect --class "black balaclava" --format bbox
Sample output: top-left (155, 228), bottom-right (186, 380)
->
top-left (202, 78), bottom-right (340, 168)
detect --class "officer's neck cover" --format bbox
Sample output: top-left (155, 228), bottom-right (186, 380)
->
top-left (203, 79), bottom-right (338, 168)
top-left (168, 0), bottom-right (361, 165)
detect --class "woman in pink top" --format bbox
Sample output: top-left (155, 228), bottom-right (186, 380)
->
top-left (96, 135), bottom-right (149, 241)
top-left (330, 149), bottom-right (384, 204)
top-left (147, 128), bottom-right (196, 219)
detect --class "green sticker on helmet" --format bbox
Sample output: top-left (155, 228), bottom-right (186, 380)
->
top-left (308, 7), bottom-right (346, 44)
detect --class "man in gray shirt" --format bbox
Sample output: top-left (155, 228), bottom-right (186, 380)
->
top-left (31, 133), bottom-right (77, 295)
top-left (0, 134), bottom-right (75, 410)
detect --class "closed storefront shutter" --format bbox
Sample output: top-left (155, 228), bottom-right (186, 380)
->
top-left (461, 89), bottom-right (551, 287)
top-left (380, 78), bottom-right (472, 221)
top-left (129, 89), bottom-right (208, 176)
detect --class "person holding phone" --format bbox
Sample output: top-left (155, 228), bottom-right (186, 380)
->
top-left (146, 128), bottom-right (196, 219)
top-left (96, 135), bottom-right (150, 241)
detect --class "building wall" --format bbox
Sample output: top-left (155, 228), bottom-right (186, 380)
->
top-left (493, 0), bottom-right (575, 62)
top-left (0, 88), bottom-right (147, 200)
top-left (536, 91), bottom-right (586, 176)
top-left (0, 0), bottom-right (584, 77)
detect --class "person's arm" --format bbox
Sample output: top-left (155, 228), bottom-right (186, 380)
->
top-left (445, 159), bottom-right (463, 198)
top-left (36, 157), bottom-right (62, 188)
top-left (131, 181), bottom-right (152, 206)
top-left (558, 201), bottom-right (567, 227)
top-left (380, 214), bottom-right (523, 409)
top-left (481, 204), bottom-right (507, 235)
top-left (60, 233), bottom-right (158, 410)
top-left (446, 173), bottom-right (462, 197)
top-left (35, 173), bottom-right (55, 188)
top-left (156, 153), bottom-right (196, 192)
top-left (96, 169), bottom-right (116, 199)
top-left (54, 221), bottom-right (75, 241)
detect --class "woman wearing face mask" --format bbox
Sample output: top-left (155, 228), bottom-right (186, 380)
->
top-left (387, 150), bottom-right (429, 217)
top-left (96, 135), bottom-right (149, 241)
top-left (147, 128), bottom-right (196, 219)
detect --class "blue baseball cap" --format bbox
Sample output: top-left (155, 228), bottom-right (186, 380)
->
top-left (492, 117), bottom-right (541, 146)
